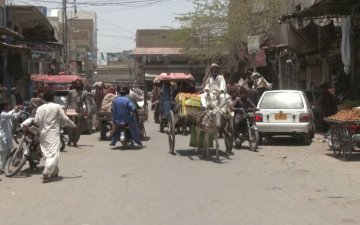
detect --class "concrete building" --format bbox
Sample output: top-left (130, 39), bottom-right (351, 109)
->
top-left (94, 51), bottom-right (135, 83)
top-left (134, 29), bottom-right (204, 90)
top-left (49, 10), bottom-right (97, 76)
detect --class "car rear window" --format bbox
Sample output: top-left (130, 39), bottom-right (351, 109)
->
top-left (259, 92), bottom-right (304, 109)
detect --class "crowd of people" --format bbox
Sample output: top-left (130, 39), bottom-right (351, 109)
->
top-left (0, 62), bottom-right (342, 183)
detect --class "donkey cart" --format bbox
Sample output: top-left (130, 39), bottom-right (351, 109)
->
top-left (166, 94), bottom-right (234, 157)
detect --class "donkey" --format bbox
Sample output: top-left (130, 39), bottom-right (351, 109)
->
top-left (196, 106), bottom-right (223, 159)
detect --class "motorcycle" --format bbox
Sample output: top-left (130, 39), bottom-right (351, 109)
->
top-left (118, 122), bottom-right (134, 148)
top-left (5, 118), bottom-right (43, 177)
top-left (233, 108), bottom-right (260, 151)
top-left (13, 107), bottom-right (31, 145)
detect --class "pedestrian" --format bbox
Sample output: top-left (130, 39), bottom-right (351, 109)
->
top-left (66, 79), bottom-right (85, 147)
top-left (0, 99), bottom-right (21, 174)
top-left (160, 82), bottom-right (171, 118)
top-left (34, 89), bottom-right (76, 183)
top-left (101, 86), bottom-right (116, 112)
top-left (83, 86), bottom-right (97, 131)
top-left (110, 86), bottom-right (142, 146)
top-left (151, 83), bottom-right (161, 123)
top-left (9, 87), bottom-right (17, 109)
top-left (319, 82), bottom-right (337, 131)
top-left (246, 79), bottom-right (259, 106)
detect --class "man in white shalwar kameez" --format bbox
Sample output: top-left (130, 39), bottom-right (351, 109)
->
top-left (200, 63), bottom-right (228, 112)
top-left (34, 90), bottom-right (76, 183)
top-left (0, 100), bottom-right (20, 173)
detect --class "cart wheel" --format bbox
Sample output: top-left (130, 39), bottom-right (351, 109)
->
top-left (330, 127), bottom-right (341, 156)
top-left (340, 127), bottom-right (352, 161)
top-left (168, 110), bottom-right (176, 154)
top-left (224, 117), bottom-right (234, 153)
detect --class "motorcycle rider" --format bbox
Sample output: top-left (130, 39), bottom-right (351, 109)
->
top-left (232, 88), bottom-right (256, 143)
top-left (110, 86), bottom-right (142, 146)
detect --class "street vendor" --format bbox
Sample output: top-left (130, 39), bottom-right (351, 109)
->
top-left (200, 63), bottom-right (228, 112)
top-left (66, 79), bottom-right (85, 147)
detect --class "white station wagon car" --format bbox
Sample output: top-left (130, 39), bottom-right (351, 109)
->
top-left (255, 90), bottom-right (315, 145)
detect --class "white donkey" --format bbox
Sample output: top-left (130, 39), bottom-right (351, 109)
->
top-left (196, 106), bottom-right (223, 159)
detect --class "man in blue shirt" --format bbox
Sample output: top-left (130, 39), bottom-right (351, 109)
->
top-left (110, 87), bottom-right (142, 146)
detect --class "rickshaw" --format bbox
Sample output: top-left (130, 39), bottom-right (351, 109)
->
top-left (154, 73), bottom-right (196, 133)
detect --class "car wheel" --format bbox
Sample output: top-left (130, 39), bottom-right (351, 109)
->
top-left (303, 133), bottom-right (312, 145)
top-left (310, 128), bottom-right (315, 139)
top-left (258, 133), bottom-right (263, 145)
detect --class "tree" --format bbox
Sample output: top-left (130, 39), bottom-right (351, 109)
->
top-left (173, 0), bottom-right (282, 81)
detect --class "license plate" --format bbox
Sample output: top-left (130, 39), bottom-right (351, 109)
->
top-left (275, 113), bottom-right (287, 120)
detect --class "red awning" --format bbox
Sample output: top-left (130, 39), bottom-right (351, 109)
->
top-left (133, 48), bottom-right (183, 55)
top-left (153, 73), bottom-right (195, 83)
top-left (31, 74), bottom-right (84, 83)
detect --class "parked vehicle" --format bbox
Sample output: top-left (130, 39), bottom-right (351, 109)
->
top-left (234, 108), bottom-right (259, 151)
top-left (5, 118), bottom-right (43, 177)
top-left (255, 90), bottom-right (315, 145)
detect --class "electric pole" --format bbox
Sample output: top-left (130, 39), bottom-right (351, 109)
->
top-left (62, 0), bottom-right (68, 73)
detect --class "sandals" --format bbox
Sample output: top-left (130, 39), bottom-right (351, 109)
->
top-left (42, 174), bottom-right (51, 183)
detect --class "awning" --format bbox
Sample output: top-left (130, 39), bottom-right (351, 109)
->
top-left (287, 21), bottom-right (337, 55)
top-left (280, 0), bottom-right (360, 23)
top-left (133, 48), bottom-right (183, 55)
top-left (31, 74), bottom-right (84, 83)
top-left (0, 41), bottom-right (30, 53)
top-left (153, 73), bottom-right (195, 83)
top-left (0, 26), bottom-right (23, 38)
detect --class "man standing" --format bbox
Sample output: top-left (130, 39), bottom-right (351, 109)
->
top-left (34, 89), bottom-right (76, 183)
top-left (66, 79), bottom-right (85, 147)
top-left (110, 87), bottom-right (142, 146)
top-left (200, 63), bottom-right (227, 112)
top-left (83, 86), bottom-right (97, 131)
top-left (246, 79), bottom-right (259, 106)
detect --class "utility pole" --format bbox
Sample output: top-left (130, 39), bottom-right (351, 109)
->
top-left (62, 0), bottom-right (68, 73)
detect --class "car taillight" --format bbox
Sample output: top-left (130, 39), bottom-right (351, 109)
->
top-left (255, 113), bottom-right (263, 122)
top-left (299, 113), bottom-right (310, 122)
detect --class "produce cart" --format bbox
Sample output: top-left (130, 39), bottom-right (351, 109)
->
top-left (324, 109), bottom-right (360, 160)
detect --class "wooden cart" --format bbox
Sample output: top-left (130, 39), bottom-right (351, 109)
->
top-left (324, 118), bottom-right (360, 160)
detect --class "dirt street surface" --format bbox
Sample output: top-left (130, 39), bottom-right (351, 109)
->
top-left (1, 114), bottom-right (360, 225)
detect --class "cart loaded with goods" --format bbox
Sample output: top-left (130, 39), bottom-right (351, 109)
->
top-left (324, 108), bottom-right (360, 160)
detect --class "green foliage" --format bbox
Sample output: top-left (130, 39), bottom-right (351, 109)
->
top-left (173, 0), bottom-right (282, 70)
top-left (343, 99), bottom-right (360, 108)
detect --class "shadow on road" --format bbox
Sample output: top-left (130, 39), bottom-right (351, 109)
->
top-left (51, 175), bottom-right (82, 182)
top-left (325, 149), bottom-right (360, 162)
top-left (111, 145), bottom-right (145, 151)
top-left (260, 136), bottom-right (309, 147)
top-left (175, 148), bottom-right (232, 163)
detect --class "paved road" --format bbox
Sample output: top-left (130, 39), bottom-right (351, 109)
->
top-left (1, 113), bottom-right (360, 225)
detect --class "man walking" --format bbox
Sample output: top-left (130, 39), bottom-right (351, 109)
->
top-left (35, 89), bottom-right (76, 183)
top-left (66, 79), bottom-right (85, 147)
